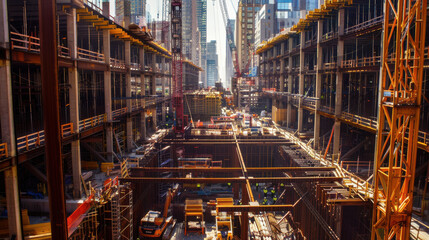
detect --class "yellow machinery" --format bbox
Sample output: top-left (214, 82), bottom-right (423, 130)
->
top-left (215, 198), bottom-right (234, 240)
top-left (139, 184), bottom-right (179, 238)
top-left (184, 199), bottom-right (205, 235)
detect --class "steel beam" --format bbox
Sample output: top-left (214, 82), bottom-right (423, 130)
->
top-left (130, 167), bottom-right (335, 174)
top-left (217, 204), bottom-right (294, 213)
top-left (161, 141), bottom-right (292, 145)
top-left (121, 176), bottom-right (342, 184)
top-left (38, 0), bottom-right (67, 238)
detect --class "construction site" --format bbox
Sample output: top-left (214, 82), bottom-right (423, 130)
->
top-left (0, 0), bottom-right (429, 240)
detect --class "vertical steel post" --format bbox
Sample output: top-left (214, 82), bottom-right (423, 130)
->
top-left (38, 0), bottom-right (67, 238)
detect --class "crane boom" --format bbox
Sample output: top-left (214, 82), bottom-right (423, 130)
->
top-left (171, 0), bottom-right (184, 134)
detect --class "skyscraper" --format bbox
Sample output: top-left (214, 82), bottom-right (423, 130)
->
top-left (130, 0), bottom-right (146, 25)
top-left (207, 40), bottom-right (218, 87)
top-left (254, 4), bottom-right (275, 48)
top-left (182, 0), bottom-right (198, 62)
top-left (196, 0), bottom-right (207, 87)
top-left (235, 0), bottom-right (267, 75)
top-left (225, 19), bottom-right (235, 89)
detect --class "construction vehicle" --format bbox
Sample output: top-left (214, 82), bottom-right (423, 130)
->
top-left (215, 198), bottom-right (234, 240)
top-left (139, 184), bottom-right (179, 238)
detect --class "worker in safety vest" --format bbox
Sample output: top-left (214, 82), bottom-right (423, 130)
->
top-left (263, 187), bottom-right (268, 198)
top-left (255, 183), bottom-right (259, 191)
top-left (271, 188), bottom-right (276, 198)
top-left (273, 195), bottom-right (277, 203)
top-left (278, 182), bottom-right (285, 192)
top-left (227, 182), bottom-right (231, 188)
top-left (262, 197), bottom-right (268, 205)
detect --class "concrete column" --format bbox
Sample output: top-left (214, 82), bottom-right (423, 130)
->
top-left (67, 8), bottom-right (82, 198)
top-left (333, 9), bottom-right (345, 156)
top-left (161, 57), bottom-right (166, 123)
top-left (1, 2), bottom-right (22, 236)
top-left (125, 41), bottom-right (133, 151)
top-left (139, 47), bottom-right (146, 141)
top-left (5, 167), bottom-right (21, 239)
top-left (279, 42), bottom-right (286, 110)
top-left (103, 29), bottom-right (113, 162)
top-left (151, 54), bottom-right (157, 130)
top-left (287, 38), bottom-right (293, 128)
top-left (297, 33), bottom-right (305, 133)
top-left (314, 20), bottom-right (323, 150)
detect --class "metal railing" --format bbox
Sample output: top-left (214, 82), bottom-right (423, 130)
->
top-left (112, 107), bottom-right (128, 119)
top-left (318, 105), bottom-right (335, 114)
top-left (410, 217), bottom-right (429, 240)
top-left (322, 31), bottom-right (338, 41)
top-left (77, 48), bottom-right (104, 62)
top-left (79, 114), bottom-right (106, 131)
top-left (340, 112), bottom-right (377, 130)
top-left (61, 123), bottom-right (74, 137)
top-left (0, 143), bottom-right (8, 159)
top-left (130, 62), bottom-right (141, 71)
top-left (10, 32), bottom-right (40, 52)
top-left (341, 56), bottom-right (381, 68)
top-left (17, 131), bottom-right (45, 152)
top-left (304, 38), bottom-right (317, 48)
top-left (302, 98), bottom-right (316, 109)
top-left (10, 32), bottom-right (70, 57)
top-left (110, 58), bottom-right (126, 69)
top-left (323, 62), bottom-right (337, 70)
top-left (345, 15), bottom-right (383, 34)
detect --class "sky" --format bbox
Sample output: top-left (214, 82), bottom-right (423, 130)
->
top-left (145, 0), bottom-right (240, 87)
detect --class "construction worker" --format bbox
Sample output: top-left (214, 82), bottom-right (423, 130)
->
top-left (255, 183), bottom-right (259, 191)
top-left (273, 195), bottom-right (277, 203)
top-left (263, 187), bottom-right (268, 198)
top-left (262, 197), bottom-right (268, 205)
top-left (271, 188), bottom-right (276, 198)
top-left (278, 182), bottom-right (284, 192)
top-left (227, 182), bottom-right (231, 188)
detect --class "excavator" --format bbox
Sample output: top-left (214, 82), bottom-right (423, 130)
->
top-left (139, 184), bottom-right (179, 239)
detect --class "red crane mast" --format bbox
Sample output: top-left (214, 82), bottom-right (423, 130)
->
top-left (171, 0), bottom-right (184, 135)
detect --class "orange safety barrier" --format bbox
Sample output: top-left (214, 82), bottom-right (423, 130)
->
top-left (109, 58), bottom-right (126, 69)
top-left (10, 32), bottom-right (40, 52)
top-left (61, 123), bottom-right (74, 137)
top-left (112, 107), bottom-right (127, 119)
top-left (0, 143), bottom-right (8, 158)
top-left (17, 130), bottom-right (45, 152)
top-left (10, 32), bottom-right (70, 57)
top-left (340, 112), bottom-right (377, 130)
top-left (341, 56), bottom-right (381, 68)
top-left (77, 47), bottom-right (104, 62)
top-left (79, 114), bottom-right (106, 131)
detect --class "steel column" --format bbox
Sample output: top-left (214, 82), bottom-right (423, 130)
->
top-left (38, 0), bottom-right (67, 238)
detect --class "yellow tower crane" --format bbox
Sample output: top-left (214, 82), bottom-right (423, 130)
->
top-left (371, 0), bottom-right (427, 239)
